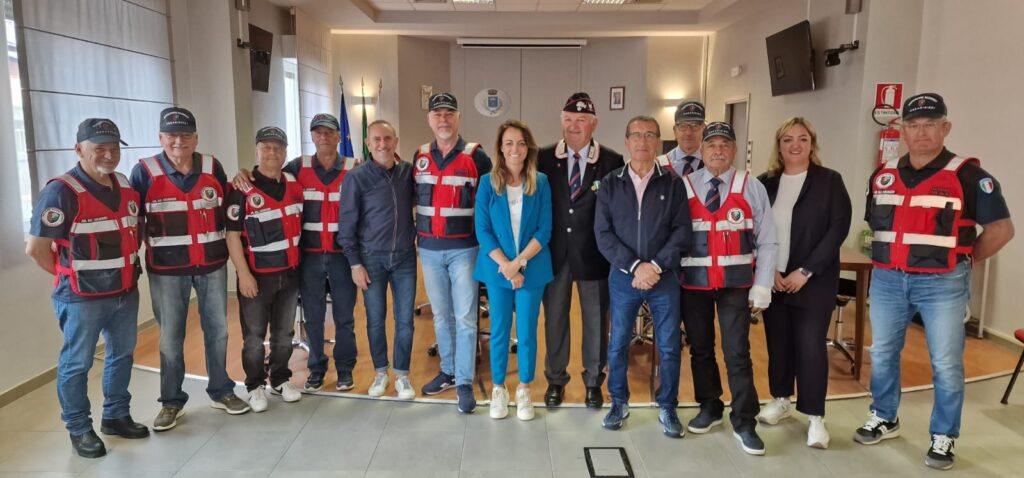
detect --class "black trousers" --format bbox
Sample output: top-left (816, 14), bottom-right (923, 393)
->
top-left (239, 269), bottom-right (300, 391)
top-left (682, 287), bottom-right (759, 432)
top-left (542, 266), bottom-right (610, 387)
top-left (762, 295), bottom-right (832, 416)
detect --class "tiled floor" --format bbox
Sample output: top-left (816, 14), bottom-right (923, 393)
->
top-left (1, 363), bottom-right (1023, 477)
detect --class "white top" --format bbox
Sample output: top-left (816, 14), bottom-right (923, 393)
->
top-left (772, 170), bottom-right (806, 272)
top-left (507, 184), bottom-right (524, 251)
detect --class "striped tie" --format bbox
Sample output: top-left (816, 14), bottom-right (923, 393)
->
top-left (705, 177), bottom-right (722, 213)
top-left (569, 153), bottom-right (582, 201)
top-left (681, 155), bottom-right (696, 175)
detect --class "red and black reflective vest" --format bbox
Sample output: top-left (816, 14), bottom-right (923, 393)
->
top-left (296, 155), bottom-right (358, 253)
top-left (680, 170), bottom-right (756, 290)
top-left (867, 156), bottom-right (977, 273)
top-left (140, 155), bottom-right (227, 271)
top-left (240, 173), bottom-right (304, 273)
top-left (413, 142), bottom-right (480, 239)
top-left (52, 172), bottom-right (140, 297)
top-left (656, 154), bottom-right (680, 176)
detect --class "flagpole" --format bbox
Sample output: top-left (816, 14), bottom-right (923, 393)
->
top-left (360, 77), bottom-right (370, 161)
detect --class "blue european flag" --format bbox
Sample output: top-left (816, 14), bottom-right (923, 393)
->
top-left (338, 89), bottom-right (355, 157)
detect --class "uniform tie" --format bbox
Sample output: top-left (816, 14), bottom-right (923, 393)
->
top-left (569, 152), bottom-right (583, 201)
top-left (705, 176), bottom-right (722, 213)
top-left (681, 155), bottom-right (696, 176)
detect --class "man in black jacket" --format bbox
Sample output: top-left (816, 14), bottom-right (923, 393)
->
top-left (536, 92), bottom-right (624, 408)
top-left (595, 115), bottom-right (691, 438)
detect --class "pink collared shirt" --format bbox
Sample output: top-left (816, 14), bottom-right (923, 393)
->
top-left (627, 162), bottom-right (655, 209)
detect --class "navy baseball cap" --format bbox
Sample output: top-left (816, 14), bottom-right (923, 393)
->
top-left (76, 118), bottom-right (128, 145)
top-left (159, 107), bottom-right (197, 133)
top-left (702, 122), bottom-right (736, 141)
top-left (309, 113), bottom-right (340, 131)
top-left (429, 92), bottom-right (458, 111)
top-left (255, 126), bottom-right (288, 145)
top-left (902, 93), bottom-right (947, 121)
top-left (563, 92), bottom-right (596, 115)
top-left (674, 101), bottom-right (706, 124)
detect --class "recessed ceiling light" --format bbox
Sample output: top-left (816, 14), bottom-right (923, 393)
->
top-left (582, 0), bottom-right (629, 5)
top-left (452, 0), bottom-right (495, 5)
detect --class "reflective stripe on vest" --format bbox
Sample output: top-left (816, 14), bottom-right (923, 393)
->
top-left (140, 154), bottom-right (227, 271)
top-left (680, 169), bottom-right (756, 290)
top-left (868, 155), bottom-right (977, 272)
top-left (51, 171), bottom-right (140, 297)
top-left (413, 142), bottom-right (480, 239)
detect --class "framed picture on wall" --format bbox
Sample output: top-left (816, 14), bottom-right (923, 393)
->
top-left (609, 86), bottom-right (625, 110)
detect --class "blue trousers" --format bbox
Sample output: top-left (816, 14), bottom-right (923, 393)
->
top-left (485, 283), bottom-right (543, 385)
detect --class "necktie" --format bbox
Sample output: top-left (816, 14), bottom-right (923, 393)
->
top-left (569, 152), bottom-right (582, 201)
top-left (681, 155), bottom-right (696, 176)
top-left (705, 177), bottom-right (722, 213)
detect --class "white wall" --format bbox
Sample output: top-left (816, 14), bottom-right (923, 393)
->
top-left (647, 36), bottom-right (707, 137)
top-left (331, 34), bottom-right (400, 160)
top-left (249, 0), bottom-right (290, 142)
top-left (396, 37), bottom-right (449, 156)
top-left (580, 38), bottom-right (648, 152)
top-left (915, 0), bottom-right (1024, 338)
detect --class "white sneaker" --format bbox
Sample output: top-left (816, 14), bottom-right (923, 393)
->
top-left (272, 382), bottom-right (302, 403)
top-left (249, 385), bottom-right (268, 413)
top-left (395, 375), bottom-right (415, 400)
top-left (516, 387), bottom-right (535, 421)
top-left (368, 372), bottom-right (390, 397)
top-left (807, 415), bottom-right (830, 449)
top-left (490, 386), bottom-right (509, 419)
top-left (756, 397), bottom-right (791, 425)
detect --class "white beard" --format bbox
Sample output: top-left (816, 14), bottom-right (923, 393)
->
top-left (436, 131), bottom-right (453, 141)
top-left (96, 165), bottom-right (115, 175)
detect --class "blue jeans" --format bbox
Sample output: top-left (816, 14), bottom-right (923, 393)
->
top-left (420, 247), bottom-right (479, 386)
top-left (300, 252), bottom-right (358, 375)
top-left (868, 261), bottom-right (971, 437)
top-left (149, 266), bottom-right (233, 408)
top-left (607, 270), bottom-right (681, 408)
top-left (362, 249), bottom-right (417, 373)
top-left (486, 283), bottom-right (543, 385)
top-left (53, 290), bottom-right (139, 436)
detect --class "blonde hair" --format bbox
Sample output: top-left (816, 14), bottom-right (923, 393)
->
top-left (766, 117), bottom-right (823, 176)
top-left (491, 120), bottom-right (539, 196)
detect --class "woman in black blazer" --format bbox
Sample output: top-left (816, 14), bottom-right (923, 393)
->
top-left (755, 117), bottom-right (852, 449)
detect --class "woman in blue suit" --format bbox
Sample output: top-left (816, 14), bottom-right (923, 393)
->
top-left (474, 120), bottom-right (553, 421)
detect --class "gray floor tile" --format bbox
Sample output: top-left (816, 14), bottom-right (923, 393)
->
top-left (215, 394), bottom-right (321, 432)
top-left (79, 469), bottom-right (176, 478)
top-left (547, 430), bottom-right (645, 476)
top-left (178, 428), bottom-right (298, 472)
top-left (463, 408), bottom-right (547, 430)
top-left (275, 428), bottom-right (381, 472)
top-left (366, 429), bottom-right (464, 472)
top-left (386, 401), bottom-right (467, 432)
top-left (305, 397), bottom-right (393, 431)
top-left (174, 470), bottom-right (269, 478)
top-left (270, 471), bottom-right (366, 478)
top-left (461, 426), bottom-right (550, 472)
top-left (0, 431), bottom-right (97, 473)
top-left (461, 472), bottom-right (552, 478)
top-left (628, 423), bottom-right (737, 475)
top-left (78, 423), bottom-right (219, 474)
top-left (367, 471), bottom-right (460, 478)
top-left (0, 473), bottom-right (79, 478)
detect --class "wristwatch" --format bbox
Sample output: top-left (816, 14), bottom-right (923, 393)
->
top-left (798, 267), bottom-right (813, 278)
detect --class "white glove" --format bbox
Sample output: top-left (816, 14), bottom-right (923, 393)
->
top-left (748, 285), bottom-right (772, 310)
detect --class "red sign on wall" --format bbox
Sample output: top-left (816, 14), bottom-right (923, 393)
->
top-left (875, 83), bottom-right (903, 118)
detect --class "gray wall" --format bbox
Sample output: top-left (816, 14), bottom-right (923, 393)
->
top-left (397, 37), bottom-right (449, 157)
top-left (331, 34), bottom-right (399, 161)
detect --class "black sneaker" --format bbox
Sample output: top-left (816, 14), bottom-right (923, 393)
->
top-left (422, 372), bottom-right (456, 396)
top-left (687, 408), bottom-right (724, 434)
top-left (658, 407), bottom-right (684, 438)
top-left (335, 370), bottom-right (354, 392)
top-left (733, 429), bottom-right (766, 456)
top-left (853, 411), bottom-right (900, 445)
top-left (304, 371), bottom-right (325, 392)
top-left (602, 402), bottom-right (630, 430)
top-left (456, 384), bottom-right (476, 413)
top-left (925, 434), bottom-right (955, 470)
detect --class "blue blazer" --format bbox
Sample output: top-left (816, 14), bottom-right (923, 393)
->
top-left (473, 172), bottom-right (554, 290)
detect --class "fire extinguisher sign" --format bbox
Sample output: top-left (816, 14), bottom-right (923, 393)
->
top-left (875, 83), bottom-right (903, 118)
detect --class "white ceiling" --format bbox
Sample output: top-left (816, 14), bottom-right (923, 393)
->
top-left (267, 0), bottom-right (763, 37)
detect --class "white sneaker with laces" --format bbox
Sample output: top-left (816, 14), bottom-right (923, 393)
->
top-left (273, 382), bottom-right (302, 403)
top-left (249, 385), bottom-right (268, 413)
top-left (368, 372), bottom-right (390, 397)
top-left (807, 415), bottom-right (830, 449)
top-left (395, 375), bottom-right (415, 400)
top-left (516, 387), bottom-right (535, 421)
top-left (756, 397), bottom-right (791, 425)
top-left (490, 386), bottom-right (509, 419)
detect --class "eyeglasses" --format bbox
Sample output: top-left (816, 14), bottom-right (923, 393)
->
top-left (626, 131), bottom-right (659, 141)
top-left (674, 123), bottom-right (704, 132)
top-left (902, 120), bottom-right (946, 132)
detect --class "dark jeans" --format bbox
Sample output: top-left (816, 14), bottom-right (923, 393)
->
top-left (762, 297), bottom-right (832, 416)
top-left (682, 287), bottom-right (760, 432)
top-left (607, 270), bottom-right (681, 408)
top-left (362, 249), bottom-right (417, 373)
top-left (300, 252), bottom-right (358, 375)
top-left (239, 270), bottom-right (299, 391)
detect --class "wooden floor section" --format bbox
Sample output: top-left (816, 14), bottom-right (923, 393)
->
top-left (133, 260), bottom-right (1021, 405)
